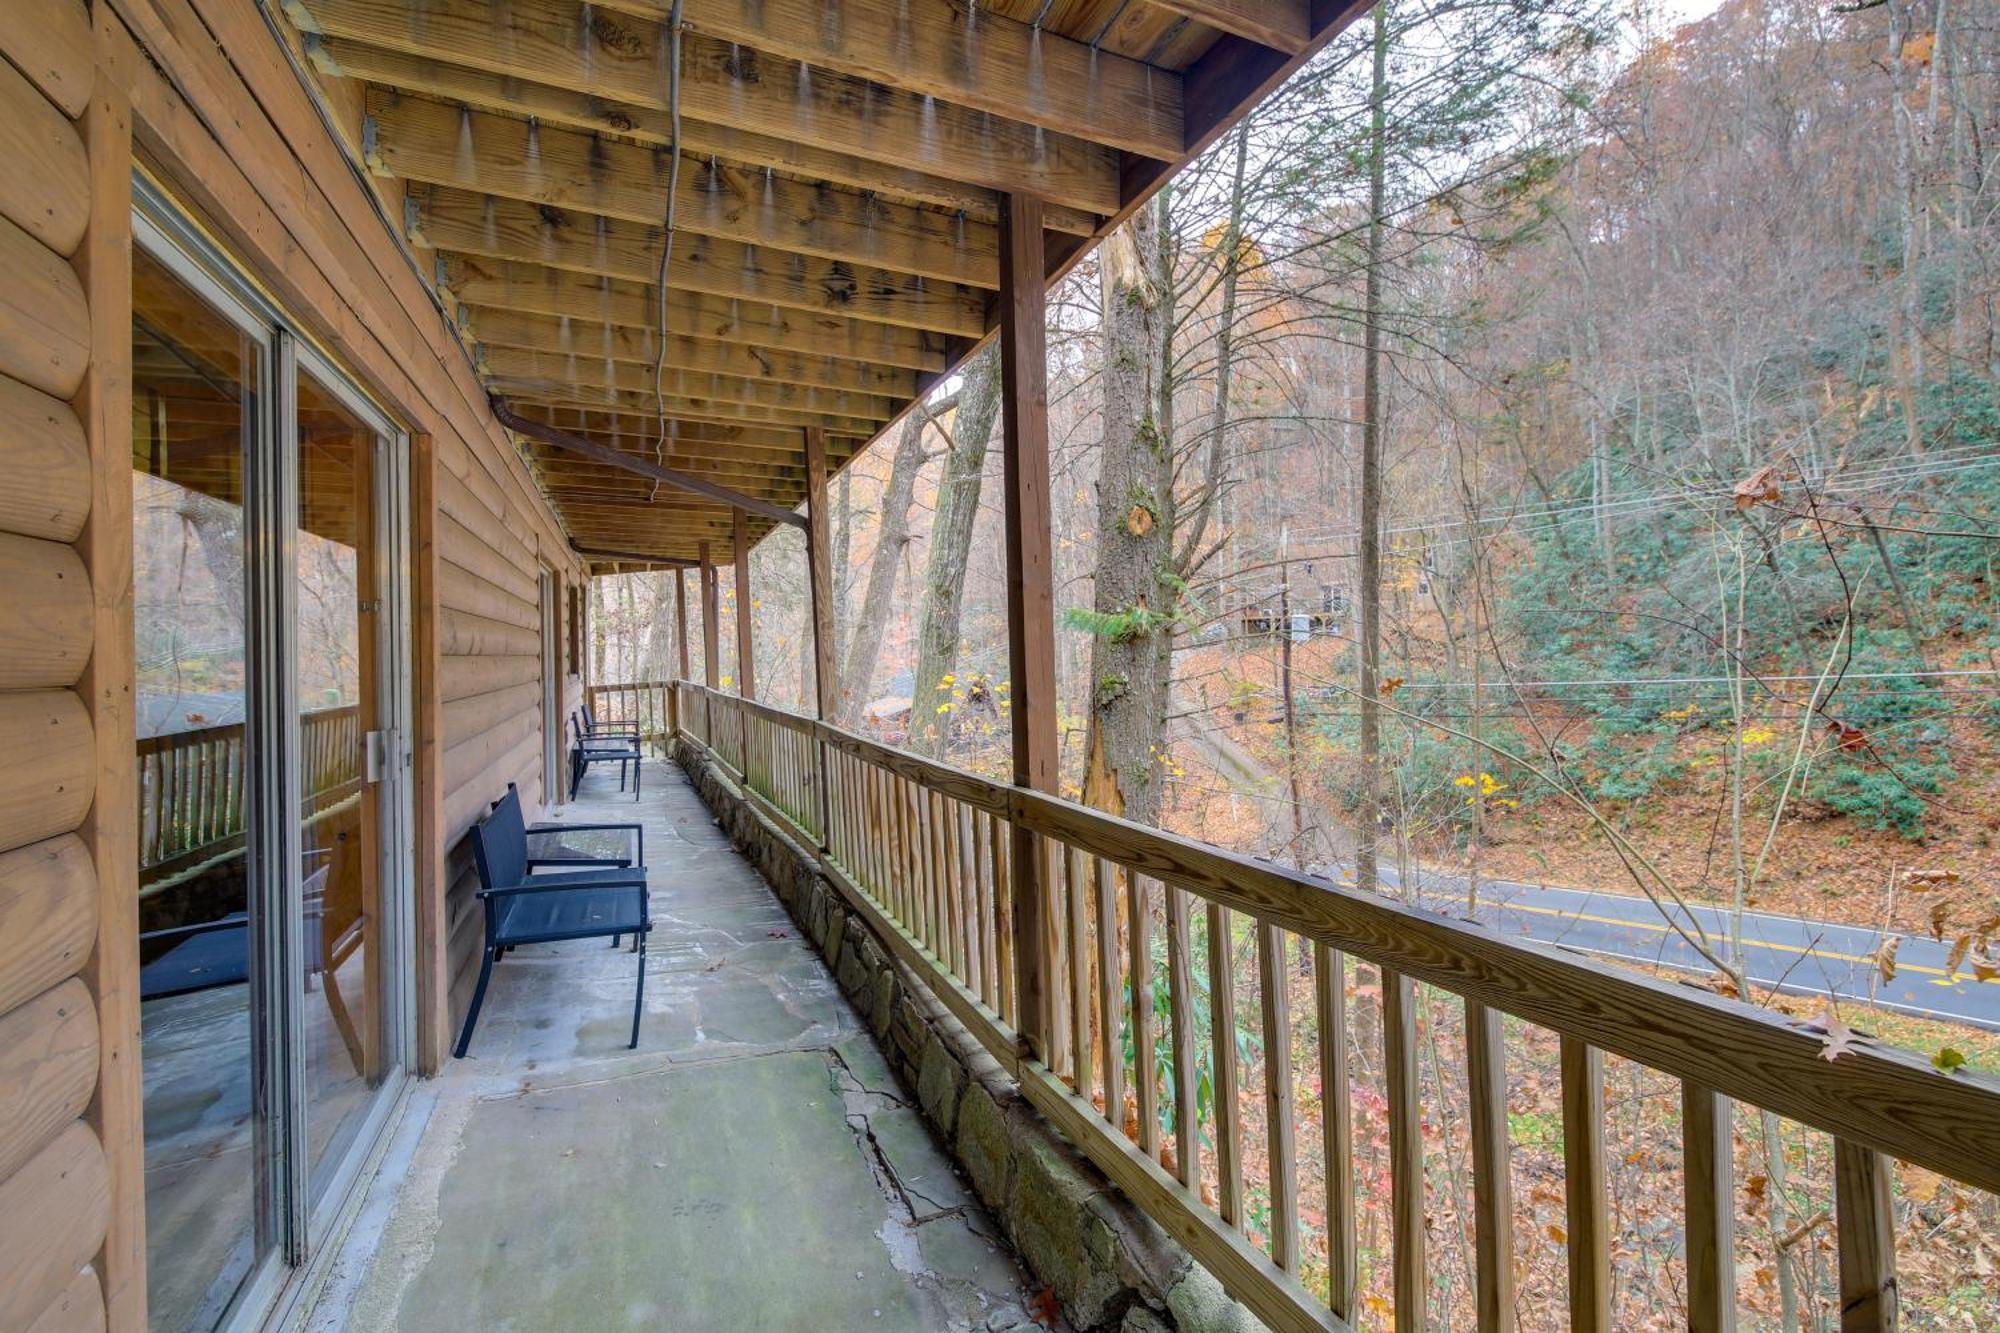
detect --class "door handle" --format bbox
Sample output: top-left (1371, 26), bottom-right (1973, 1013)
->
top-left (364, 729), bottom-right (389, 784)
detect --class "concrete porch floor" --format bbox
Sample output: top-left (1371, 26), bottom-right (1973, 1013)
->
top-left (305, 760), bottom-right (1056, 1332)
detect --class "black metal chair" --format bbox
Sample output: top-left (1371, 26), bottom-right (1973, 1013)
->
top-left (579, 703), bottom-right (640, 747)
top-left (570, 709), bottom-right (642, 800)
top-left (453, 787), bottom-right (652, 1057)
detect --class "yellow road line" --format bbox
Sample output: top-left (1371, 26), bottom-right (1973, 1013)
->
top-left (1483, 897), bottom-right (1959, 982)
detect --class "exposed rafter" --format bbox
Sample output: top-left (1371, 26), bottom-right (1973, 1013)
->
top-left (497, 400), bottom-right (806, 527)
top-left (416, 190), bottom-right (988, 337)
top-left (368, 94), bottom-right (998, 288)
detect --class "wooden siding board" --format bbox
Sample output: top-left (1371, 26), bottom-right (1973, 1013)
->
top-left (0, 0), bottom-right (93, 120)
top-left (0, 979), bottom-right (99, 1185)
top-left (0, 533), bottom-right (94, 690)
top-left (0, 374), bottom-right (91, 543)
top-left (0, 1122), bottom-right (110, 1333)
top-left (0, 692), bottom-right (95, 857)
top-left (0, 836), bottom-right (97, 1024)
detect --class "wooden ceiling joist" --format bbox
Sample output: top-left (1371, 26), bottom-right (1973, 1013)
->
top-left (498, 400), bottom-right (805, 526)
top-left (508, 403), bottom-right (854, 455)
top-left (494, 382), bottom-right (880, 435)
top-left (481, 346), bottom-right (897, 421)
top-left (444, 263), bottom-right (953, 373)
top-left (575, 0), bottom-right (1186, 162)
top-left (282, 0), bottom-right (1359, 567)
top-left (299, 9), bottom-right (1114, 223)
top-left (413, 189), bottom-right (988, 338)
top-left (467, 313), bottom-right (920, 398)
top-left (367, 93), bottom-right (998, 289)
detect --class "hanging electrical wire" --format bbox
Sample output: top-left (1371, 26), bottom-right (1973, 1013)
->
top-left (647, 0), bottom-right (686, 504)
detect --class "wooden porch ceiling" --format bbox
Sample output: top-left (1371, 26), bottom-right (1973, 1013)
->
top-left (283, 0), bottom-right (1362, 570)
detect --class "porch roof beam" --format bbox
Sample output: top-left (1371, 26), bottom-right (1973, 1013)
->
top-left (496, 399), bottom-right (807, 528)
top-left (468, 315), bottom-right (919, 398)
top-left (418, 191), bottom-right (988, 338)
top-left (537, 0), bottom-right (1185, 162)
top-left (367, 93), bottom-right (998, 289)
top-left (301, 15), bottom-right (1114, 223)
top-left (445, 265), bottom-right (953, 372)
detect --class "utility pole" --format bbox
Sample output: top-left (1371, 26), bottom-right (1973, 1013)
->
top-left (1277, 533), bottom-right (1308, 871)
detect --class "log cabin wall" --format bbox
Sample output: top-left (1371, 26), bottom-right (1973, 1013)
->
top-left (99, 0), bottom-right (590, 1077)
top-left (0, 4), bottom-right (124, 1330)
top-left (0, 2), bottom-right (584, 1324)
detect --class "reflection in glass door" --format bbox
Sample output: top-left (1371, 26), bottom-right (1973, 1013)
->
top-left (294, 369), bottom-right (392, 1202)
top-left (132, 240), bottom-right (275, 1333)
top-left (132, 188), bottom-right (412, 1332)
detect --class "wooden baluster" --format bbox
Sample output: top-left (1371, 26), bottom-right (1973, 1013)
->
top-left (972, 809), bottom-right (995, 1007)
top-left (1317, 943), bottom-right (1355, 1318)
top-left (1258, 922), bottom-right (1298, 1270)
top-left (902, 777), bottom-right (922, 931)
top-left (958, 804), bottom-right (978, 990)
top-left (1466, 1000), bottom-right (1515, 1332)
top-left (1095, 858), bottom-right (1124, 1133)
top-left (993, 815), bottom-right (1013, 1024)
top-left (1384, 968), bottom-right (1425, 1329)
top-left (1683, 1083), bottom-right (1735, 1333)
top-left (1208, 904), bottom-right (1242, 1227)
top-left (1046, 839), bottom-right (1069, 1078)
top-left (925, 789), bottom-right (946, 957)
top-left (942, 795), bottom-right (965, 978)
top-left (1069, 846), bottom-right (1091, 1095)
top-left (1835, 1139), bottom-right (1897, 1333)
top-left (1561, 1035), bottom-right (1610, 1332)
top-left (1167, 887), bottom-right (1199, 1191)
top-left (1129, 869), bottom-right (1158, 1156)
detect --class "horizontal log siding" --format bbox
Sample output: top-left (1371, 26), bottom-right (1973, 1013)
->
top-left (103, 0), bottom-right (589, 1087)
top-left (0, 7), bottom-right (112, 1329)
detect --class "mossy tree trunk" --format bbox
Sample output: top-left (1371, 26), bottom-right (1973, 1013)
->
top-left (1081, 197), bottom-right (1176, 825)
top-left (910, 342), bottom-right (1001, 755)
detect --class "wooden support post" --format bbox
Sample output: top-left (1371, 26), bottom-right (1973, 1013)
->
top-left (700, 540), bottom-right (720, 689)
top-left (674, 566), bottom-right (690, 681)
top-left (76, 20), bottom-right (144, 1323)
top-left (1835, 1139), bottom-right (1898, 1332)
top-left (1683, 1083), bottom-right (1736, 1333)
top-left (804, 427), bottom-right (837, 719)
top-left (999, 192), bottom-right (1057, 1063)
top-left (1562, 1036), bottom-right (1611, 1332)
top-left (804, 426), bottom-right (836, 845)
top-left (733, 507), bottom-right (756, 700)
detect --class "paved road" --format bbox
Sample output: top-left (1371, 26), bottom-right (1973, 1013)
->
top-left (1316, 862), bottom-right (2000, 1032)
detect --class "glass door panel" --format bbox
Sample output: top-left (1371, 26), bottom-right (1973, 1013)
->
top-left (294, 368), bottom-right (390, 1201)
top-left (132, 244), bottom-right (274, 1333)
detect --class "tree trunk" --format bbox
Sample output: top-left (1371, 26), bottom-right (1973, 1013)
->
top-left (1081, 197), bottom-right (1175, 825)
top-left (1888, 0), bottom-right (1929, 455)
top-left (838, 413), bottom-right (926, 724)
top-left (911, 342), bottom-right (1001, 755)
top-left (1356, 0), bottom-right (1390, 898)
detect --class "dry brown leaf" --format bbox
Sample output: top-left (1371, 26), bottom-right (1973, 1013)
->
top-left (1733, 465), bottom-right (1783, 510)
top-left (1903, 867), bottom-right (1962, 890)
top-left (1876, 936), bottom-right (1900, 985)
top-left (1947, 933), bottom-right (1974, 976)
top-left (1929, 901), bottom-right (1954, 942)
top-left (1816, 1007), bottom-right (1859, 1061)
top-left (1379, 676), bottom-right (1404, 696)
top-left (1902, 1165), bottom-right (1943, 1204)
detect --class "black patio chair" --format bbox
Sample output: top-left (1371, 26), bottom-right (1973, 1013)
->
top-left (570, 709), bottom-right (642, 800)
top-left (579, 703), bottom-right (640, 746)
top-left (453, 787), bottom-right (652, 1058)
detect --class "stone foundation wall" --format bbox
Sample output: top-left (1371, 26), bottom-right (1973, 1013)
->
top-left (672, 739), bottom-right (1264, 1333)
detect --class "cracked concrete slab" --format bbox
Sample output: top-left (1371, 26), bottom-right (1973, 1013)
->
top-left (308, 761), bottom-right (1054, 1333)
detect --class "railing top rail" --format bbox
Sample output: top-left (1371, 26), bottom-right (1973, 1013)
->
top-left (137, 700), bottom-right (362, 754)
top-left (663, 678), bottom-right (2000, 1197)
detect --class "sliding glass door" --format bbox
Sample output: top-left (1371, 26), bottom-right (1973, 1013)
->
top-left (132, 184), bottom-right (412, 1332)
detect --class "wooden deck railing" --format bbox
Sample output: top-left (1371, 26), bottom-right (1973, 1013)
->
top-left (138, 703), bottom-right (362, 894)
top-left (664, 680), bottom-right (2000, 1333)
top-left (585, 679), bottom-right (674, 753)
